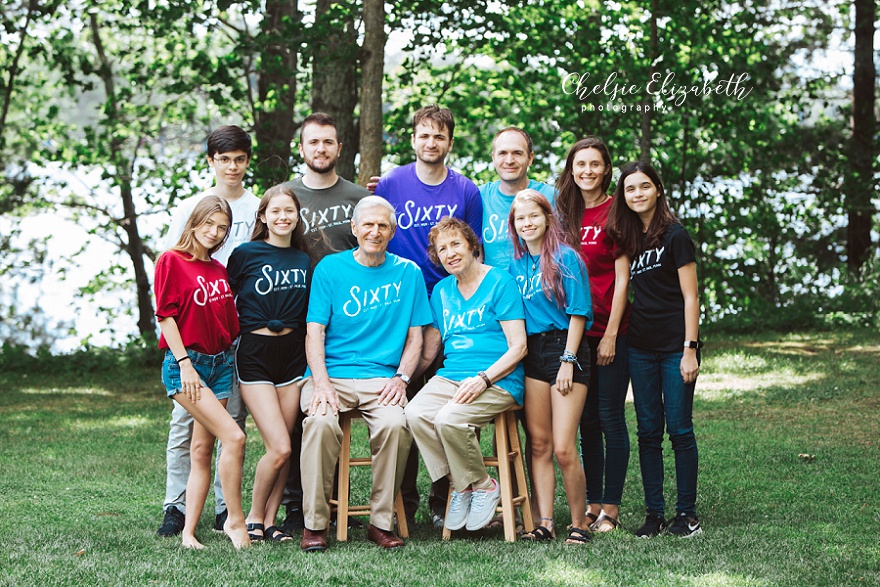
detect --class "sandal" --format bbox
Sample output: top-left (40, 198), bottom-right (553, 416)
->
top-left (520, 525), bottom-right (554, 541)
top-left (592, 513), bottom-right (621, 533)
top-left (246, 522), bottom-right (265, 542)
top-left (264, 525), bottom-right (293, 542)
top-left (569, 512), bottom-right (598, 533)
top-left (564, 526), bottom-right (592, 544)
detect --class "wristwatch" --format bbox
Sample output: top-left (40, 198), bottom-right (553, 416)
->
top-left (393, 372), bottom-right (411, 385)
top-left (683, 340), bottom-right (701, 349)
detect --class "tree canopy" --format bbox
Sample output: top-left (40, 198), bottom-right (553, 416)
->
top-left (0, 0), bottom-right (877, 349)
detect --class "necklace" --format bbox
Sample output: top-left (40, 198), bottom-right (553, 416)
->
top-left (527, 251), bottom-right (537, 271)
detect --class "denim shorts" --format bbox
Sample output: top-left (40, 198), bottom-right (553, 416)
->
top-left (524, 329), bottom-right (591, 385)
top-left (161, 348), bottom-right (235, 400)
top-left (235, 330), bottom-right (307, 387)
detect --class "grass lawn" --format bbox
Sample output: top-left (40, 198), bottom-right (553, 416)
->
top-left (1, 329), bottom-right (878, 586)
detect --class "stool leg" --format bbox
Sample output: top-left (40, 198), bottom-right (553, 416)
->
top-left (495, 413), bottom-right (517, 542)
top-left (508, 410), bottom-right (534, 534)
top-left (442, 485), bottom-right (453, 540)
top-left (394, 491), bottom-right (409, 538)
top-left (337, 412), bottom-right (352, 541)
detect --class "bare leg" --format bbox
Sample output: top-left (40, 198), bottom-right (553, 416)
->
top-left (174, 391), bottom-right (249, 549)
top-left (240, 381), bottom-right (300, 531)
top-left (180, 411), bottom-right (216, 549)
top-left (550, 381), bottom-right (589, 534)
top-left (523, 377), bottom-right (555, 533)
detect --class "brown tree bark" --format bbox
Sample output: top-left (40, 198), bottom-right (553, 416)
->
top-left (358, 0), bottom-right (386, 186)
top-left (846, 0), bottom-right (876, 271)
top-left (311, 0), bottom-right (359, 181)
top-left (253, 0), bottom-right (300, 190)
top-left (639, 0), bottom-right (658, 164)
top-left (0, 0), bottom-right (38, 151)
top-left (89, 13), bottom-right (156, 341)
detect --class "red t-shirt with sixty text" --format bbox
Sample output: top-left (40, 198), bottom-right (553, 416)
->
top-left (580, 199), bottom-right (630, 338)
top-left (154, 250), bottom-right (240, 355)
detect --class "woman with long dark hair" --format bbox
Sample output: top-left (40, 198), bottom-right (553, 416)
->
top-left (606, 161), bottom-right (702, 538)
top-left (555, 138), bottom-right (631, 532)
top-left (226, 184), bottom-right (311, 543)
top-left (507, 190), bottom-right (593, 544)
top-left (154, 195), bottom-right (250, 549)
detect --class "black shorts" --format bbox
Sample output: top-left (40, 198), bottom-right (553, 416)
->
top-left (524, 328), bottom-right (591, 386)
top-left (235, 330), bottom-right (307, 387)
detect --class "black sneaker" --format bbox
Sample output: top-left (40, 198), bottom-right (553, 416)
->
top-left (157, 506), bottom-right (185, 537)
top-left (635, 512), bottom-right (667, 538)
top-left (280, 506), bottom-right (305, 534)
top-left (213, 509), bottom-right (228, 532)
top-left (667, 512), bottom-right (703, 537)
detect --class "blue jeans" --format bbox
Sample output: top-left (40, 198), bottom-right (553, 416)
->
top-left (629, 347), bottom-right (699, 516)
top-left (161, 348), bottom-right (235, 400)
top-left (580, 335), bottom-right (631, 505)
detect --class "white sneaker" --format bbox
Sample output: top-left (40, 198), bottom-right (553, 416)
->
top-left (466, 478), bottom-right (501, 531)
top-left (444, 489), bottom-right (472, 531)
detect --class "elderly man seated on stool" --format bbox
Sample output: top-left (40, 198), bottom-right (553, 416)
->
top-left (299, 196), bottom-right (432, 552)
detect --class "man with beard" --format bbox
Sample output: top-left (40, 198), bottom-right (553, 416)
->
top-left (279, 112), bottom-right (369, 534)
top-left (284, 112), bottom-right (370, 261)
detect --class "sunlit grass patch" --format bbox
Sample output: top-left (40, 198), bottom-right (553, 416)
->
top-left (18, 385), bottom-right (113, 396)
top-left (70, 415), bottom-right (151, 431)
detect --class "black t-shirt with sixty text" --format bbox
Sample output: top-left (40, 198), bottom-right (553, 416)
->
top-left (628, 222), bottom-right (696, 353)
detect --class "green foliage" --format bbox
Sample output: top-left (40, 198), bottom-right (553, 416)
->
top-left (0, 336), bottom-right (162, 375)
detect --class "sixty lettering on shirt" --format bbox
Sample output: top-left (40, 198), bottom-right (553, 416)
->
top-left (300, 203), bottom-right (355, 234)
top-left (255, 264), bottom-right (308, 296)
top-left (397, 202), bottom-right (459, 230)
top-left (483, 212), bottom-right (508, 246)
top-left (514, 271), bottom-right (545, 301)
top-left (580, 225), bottom-right (604, 246)
top-left (343, 281), bottom-right (403, 317)
top-left (442, 304), bottom-right (488, 333)
top-left (631, 246), bottom-right (665, 277)
top-left (194, 275), bottom-right (233, 306)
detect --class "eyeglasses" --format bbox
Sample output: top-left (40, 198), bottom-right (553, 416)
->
top-left (212, 155), bottom-right (248, 166)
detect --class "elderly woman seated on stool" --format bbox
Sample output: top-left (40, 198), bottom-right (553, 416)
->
top-left (405, 217), bottom-right (527, 533)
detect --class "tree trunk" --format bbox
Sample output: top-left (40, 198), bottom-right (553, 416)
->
top-left (89, 13), bottom-right (156, 342)
top-left (358, 0), bottom-right (385, 186)
top-left (846, 0), bottom-right (876, 272)
top-left (254, 0), bottom-right (300, 190)
top-left (0, 0), bottom-right (38, 151)
top-left (639, 0), bottom-right (658, 163)
top-left (311, 0), bottom-right (359, 181)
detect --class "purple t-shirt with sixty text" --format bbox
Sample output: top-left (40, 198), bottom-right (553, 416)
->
top-left (376, 163), bottom-right (482, 295)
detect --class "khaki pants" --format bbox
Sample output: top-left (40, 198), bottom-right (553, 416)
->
top-left (405, 376), bottom-right (516, 491)
top-left (300, 377), bottom-right (412, 531)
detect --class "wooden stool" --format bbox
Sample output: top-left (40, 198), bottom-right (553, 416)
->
top-left (442, 407), bottom-right (534, 542)
top-left (330, 409), bottom-right (409, 541)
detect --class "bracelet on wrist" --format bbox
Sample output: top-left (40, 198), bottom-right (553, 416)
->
top-left (559, 350), bottom-right (583, 371)
top-left (477, 371), bottom-right (492, 388)
top-left (176, 355), bottom-right (191, 365)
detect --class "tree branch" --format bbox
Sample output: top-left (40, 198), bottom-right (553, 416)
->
top-left (0, 0), bottom-right (39, 150)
